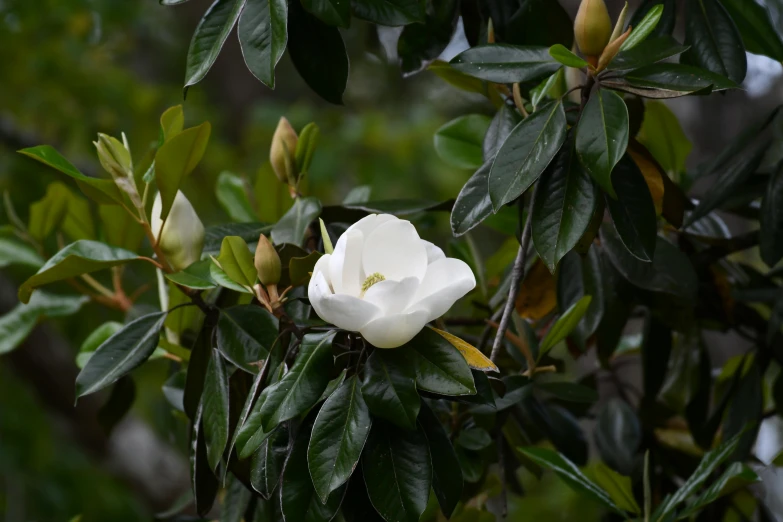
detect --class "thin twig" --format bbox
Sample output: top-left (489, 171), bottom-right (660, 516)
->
top-left (490, 209), bottom-right (533, 363)
top-left (479, 307), bottom-right (504, 355)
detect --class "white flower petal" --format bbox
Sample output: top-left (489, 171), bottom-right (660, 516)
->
top-left (309, 272), bottom-right (380, 331)
top-left (422, 240), bottom-right (446, 264)
top-left (311, 253), bottom-right (331, 281)
top-left (362, 220), bottom-right (428, 282)
top-left (362, 276), bottom-right (419, 315)
top-left (359, 309), bottom-right (429, 348)
top-left (346, 213), bottom-right (398, 237)
top-left (407, 258), bottom-right (476, 321)
top-left (330, 229), bottom-right (364, 296)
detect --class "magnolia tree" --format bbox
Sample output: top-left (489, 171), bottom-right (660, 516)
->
top-left (3, 0), bottom-right (783, 520)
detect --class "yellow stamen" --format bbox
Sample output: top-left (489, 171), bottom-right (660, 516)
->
top-left (360, 272), bottom-right (385, 297)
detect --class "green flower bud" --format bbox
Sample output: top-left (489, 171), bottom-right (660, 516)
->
top-left (94, 132), bottom-right (141, 207)
top-left (270, 117), bottom-right (299, 185)
top-left (574, 0), bottom-right (612, 57)
top-left (151, 190), bottom-right (205, 272)
top-left (254, 233), bottom-right (281, 286)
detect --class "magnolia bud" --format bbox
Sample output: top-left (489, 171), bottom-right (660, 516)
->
top-left (151, 191), bottom-right (205, 272)
top-left (255, 233), bottom-right (281, 286)
top-left (574, 0), bottom-right (612, 57)
top-left (94, 133), bottom-right (141, 207)
top-left (270, 117), bottom-right (299, 185)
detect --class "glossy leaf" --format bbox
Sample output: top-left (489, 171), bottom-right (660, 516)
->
top-left (556, 247), bottom-right (605, 345)
top-left (489, 101), bottom-right (568, 210)
top-left (549, 44), bottom-right (588, 68)
top-left (679, 462), bottom-right (759, 519)
top-left (450, 44), bottom-right (561, 84)
top-left (427, 60), bottom-right (504, 107)
top-left (220, 476), bottom-right (252, 522)
top-left (429, 326), bottom-right (498, 372)
top-left (451, 163), bottom-right (492, 237)
top-left (397, 0), bottom-right (457, 76)
top-left (281, 424), bottom-right (345, 522)
top-left (271, 196), bottom-right (322, 246)
top-left (518, 446), bottom-right (623, 514)
top-left (0, 292), bottom-right (88, 355)
top-left (202, 349), bottom-right (230, 471)
top-left (190, 404), bottom-right (218, 516)
top-left (628, 0), bottom-right (675, 39)
top-left (0, 235), bottom-right (44, 269)
top-left (258, 331), bottom-right (335, 432)
top-left (238, 0), bottom-right (287, 88)
top-left (213, 236), bottom-right (256, 288)
top-left (591, 463), bottom-right (641, 515)
top-left (538, 295), bottom-right (592, 358)
top-left (637, 101), bottom-right (691, 178)
top-left (250, 424), bottom-right (289, 499)
top-left (166, 259), bottom-right (217, 290)
top-left (19, 145), bottom-right (122, 205)
top-left (609, 36), bottom-right (689, 72)
top-left (530, 69), bottom-right (564, 110)
top-left (484, 103), bottom-right (523, 163)
top-left (682, 0), bottom-right (746, 84)
top-left (216, 171), bottom-right (256, 222)
top-left (351, 0), bottom-right (424, 26)
top-left (155, 122), bottom-right (211, 220)
top-left (605, 155), bottom-right (658, 262)
top-left (75, 312), bottom-right (167, 398)
top-left (457, 428), bottom-right (492, 451)
top-left (362, 421), bottom-right (432, 522)
top-left (409, 327), bottom-right (476, 396)
top-left (761, 164), bottom-right (783, 267)
top-left (361, 349), bottom-right (420, 430)
top-left (531, 137), bottom-right (599, 272)
top-left (19, 240), bottom-right (139, 304)
top-left (308, 376), bottom-right (372, 502)
top-left (418, 402), bottom-right (462, 518)
top-left (603, 63), bottom-right (738, 98)
top-left (302, 0), bottom-right (349, 27)
top-left (620, 3), bottom-right (663, 50)
top-left (184, 0), bottom-right (245, 89)
top-left (576, 89), bottom-right (629, 198)
top-left (160, 105), bottom-right (184, 143)
top-left (434, 114), bottom-right (491, 170)
top-left (288, 1), bottom-right (348, 104)
top-left (594, 398), bottom-right (641, 476)
top-left (721, 0), bottom-right (783, 62)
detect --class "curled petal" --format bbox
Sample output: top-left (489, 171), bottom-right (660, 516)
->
top-left (346, 213), bottom-right (398, 238)
top-left (330, 229), bottom-right (364, 297)
top-left (309, 271), bottom-right (380, 331)
top-left (363, 220), bottom-right (428, 282)
top-left (422, 240), bottom-right (446, 265)
top-left (407, 258), bottom-right (476, 321)
top-left (360, 309), bottom-right (430, 348)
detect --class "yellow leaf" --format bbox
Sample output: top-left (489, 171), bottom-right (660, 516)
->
top-left (628, 146), bottom-right (664, 215)
top-left (429, 326), bottom-right (498, 372)
top-left (515, 260), bottom-right (556, 321)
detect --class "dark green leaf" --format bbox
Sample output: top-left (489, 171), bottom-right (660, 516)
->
top-left (504, 0), bottom-right (573, 48)
top-left (721, 0), bottom-right (783, 61)
top-left (18, 145), bottom-right (123, 205)
top-left (288, 1), bottom-right (349, 104)
top-left (680, 463), bottom-right (759, 519)
top-left (361, 349), bottom-right (420, 430)
top-left (362, 421), bottom-right (432, 522)
top-left (609, 37), bottom-right (689, 72)
top-left (250, 424), bottom-right (289, 499)
top-left (351, 0), bottom-right (424, 26)
top-left (556, 247), bottom-right (605, 346)
top-left (537, 381), bottom-right (598, 403)
top-left (518, 446), bottom-right (622, 514)
top-left (271, 196), bottom-right (322, 246)
top-left (75, 312), bottom-right (166, 399)
top-left (308, 376), bottom-right (372, 502)
top-left (483, 103), bottom-right (522, 162)
top-left (489, 101), bottom-right (568, 210)
top-left (457, 428), bottom-right (492, 451)
top-left (216, 305), bottom-right (278, 373)
top-left (202, 349), bottom-right (230, 471)
top-left (605, 155), bottom-right (657, 262)
top-left (302, 0), bottom-right (349, 27)
top-left (451, 163), bottom-right (493, 237)
top-left (628, 0), bottom-right (675, 39)
top-left (155, 123), bottom-right (211, 220)
top-left (620, 3), bottom-right (664, 50)
top-left (603, 63), bottom-right (739, 98)
top-left (685, 138), bottom-right (770, 226)
top-left (220, 475), bottom-right (252, 522)
top-left (165, 259), bottom-right (217, 290)
top-left (549, 44), bottom-right (588, 68)
top-left (594, 398), bottom-right (641, 476)
top-left (28, 182), bottom-right (71, 241)
top-left (682, 0), bottom-right (746, 84)
top-left (190, 404), bottom-right (219, 516)
top-left (184, 0), bottom-right (245, 89)
top-left (591, 463), bottom-right (641, 515)
top-left (216, 171), bottom-right (256, 222)
top-left (397, 0), bottom-right (457, 76)
top-left (0, 292), bottom-right (88, 355)
top-left (434, 114), bottom-right (491, 170)
top-left (538, 296), bottom-right (592, 358)
top-left (19, 240), bottom-right (139, 304)
top-left (640, 312), bottom-right (672, 402)
top-left (601, 227), bottom-right (698, 302)
top-left (204, 222), bottom-right (273, 254)
top-left (214, 235), bottom-right (256, 288)
top-left (531, 400), bottom-right (588, 465)
top-left (288, 251), bottom-right (321, 287)
top-left (450, 44), bottom-right (561, 84)
top-left (238, 0), bottom-right (288, 88)
top-left (760, 164), bottom-right (783, 267)
top-left (77, 321), bottom-right (123, 368)
top-left (258, 331), bottom-right (335, 432)
top-left (531, 136), bottom-right (599, 272)
top-left (281, 423), bottom-right (346, 522)
top-left (408, 328), bottom-right (476, 396)
top-left (576, 89), bottom-right (629, 198)
top-left (723, 360), bottom-right (762, 462)
top-left (0, 235), bottom-right (44, 269)
top-left (418, 402), bottom-right (462, 518)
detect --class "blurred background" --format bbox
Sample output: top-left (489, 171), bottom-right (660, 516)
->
top-left (1, 0), bottom-right (782, 520)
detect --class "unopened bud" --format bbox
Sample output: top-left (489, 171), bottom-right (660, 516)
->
top-left (255, 233), bottom-right (281, 286)
top-left (574, 0), bottom-right (612, 57)
top-left (152, 191), bottom-right (205, 272)
top-left (270, 117), bottom-right (298, 185)
top-left (94, 133), bottom-right (141, 207)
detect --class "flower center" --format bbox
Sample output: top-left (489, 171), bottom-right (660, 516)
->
top-left (360, 272), bottom-right (385, 297)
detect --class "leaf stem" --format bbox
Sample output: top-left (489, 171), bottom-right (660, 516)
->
top-left (80, 273), bottom-right (115, 299)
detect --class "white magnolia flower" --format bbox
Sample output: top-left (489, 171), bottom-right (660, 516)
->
top-left (308, 214), bottom-right (476, 348)
top-left (151, 190), bottom-right (205, 272)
